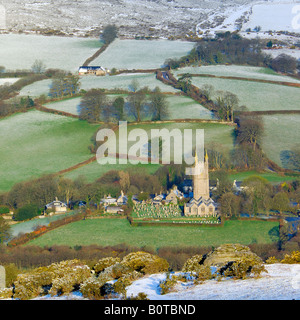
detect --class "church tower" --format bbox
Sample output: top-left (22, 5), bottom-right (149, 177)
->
top-left (193, 150), bottom-right (210, 200)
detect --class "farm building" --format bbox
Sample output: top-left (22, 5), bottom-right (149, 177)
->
top-left (78, 66), bottom-right (106, 76)
top-left (45, 198), bottom-right (67, 213)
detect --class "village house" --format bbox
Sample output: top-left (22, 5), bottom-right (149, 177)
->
top-left (165, 185), bottom-right (184, 205)
top-left (78, 66), bottom-right (106, 76)
top-left (45, 197), bottom-right (67, 214)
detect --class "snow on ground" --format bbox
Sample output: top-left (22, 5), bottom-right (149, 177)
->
top-left (27, 264), bottom-right (300, 300)
top-left (126, 264), bottom-right (300, 300)
top-left (0, 78), bottom-right (19, 86)
top-left (242, 1), bottom-right (300, 33)
top-left (264, 48), bottom-right (300, 59)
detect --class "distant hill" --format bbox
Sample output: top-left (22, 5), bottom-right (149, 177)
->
top-left (0, 0), bottom-right (258, 38)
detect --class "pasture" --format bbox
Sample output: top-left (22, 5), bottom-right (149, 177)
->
top-left (63, 160), bottom-right (161, 183)
top-left (262, 114), bottom-right (300, 167)
top-left (174, 65), bottom-right (300, 84)
top-left (79, 73), bottom-right (178, 93)
top-left (189, 77), bottom-right (300, 112)
top-left (44, 94), bottom-right (216, 120)
top-left (26, 218), bottom-right (279, 248)
top-left (92, 39), bottom-right (195, 70)
top-left (0, 110), bottom-right (98, 192)
top-left (0, 34), bottom-right (102, 72)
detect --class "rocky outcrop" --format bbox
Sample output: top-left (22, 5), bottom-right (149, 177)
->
top-left (203, 244), bottom-right (262, 267)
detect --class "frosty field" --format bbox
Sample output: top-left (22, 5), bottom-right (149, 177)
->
top-left (44, 97), bottom-right (82, 116)
top-left (0, 34), bottom-right (102, 72)
top-left (0, 110), bottom-right (98, 192)
top-left (92, 39), bottom-right (195, 70)
top-left (190, 77), bottom-right (300, 112)
top-left (44, 94), bottom-right (215, 120)
top-left (0, 78), bottom-right (20, 86)
top-left (174, 65), bottom-right (300, 84)
top-left (18, 79), bottom-right (52, 97)
top-left (262, 114), bottom-right (300, 167)
top-left (80, 73), bottom-right (178, 93)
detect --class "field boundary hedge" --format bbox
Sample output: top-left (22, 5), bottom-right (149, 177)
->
top-left (8, 212), bottom-right (84, 246)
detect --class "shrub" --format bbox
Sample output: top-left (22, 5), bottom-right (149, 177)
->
top-left (80, 274), bottom-right (111, 300)
top-left (281, 251), bottom-right (300, 264)
top-left (265, 256), bottom-right (280, 264)
top-left (182, 255), bottom-right (203, 272)
top-left (0, 288), bottom-right (13, 299)
top-left (94, 257), bottom-right (121, 274)
top-left (127, 292), bottom-right (149, 300)
top-left (3, 263), bottom-right (20, 287)
top-left (194, 265), bottom-right (212, 283)
top-left (121, 251), bottom-right (169, 274)
top-left (159, 276), bottom-right (177, 295)
top-left (219, 258), bottom-right (266, 280)
top-left (113, 271), bottom-right (143, 297)
top-left (105, 262), bottom-right (132, 279)
top-left (13, 204), bottom-right (39, 221)
top-left (0, 206), bottom-right (10, 214)
top-left (14, 272), bottom-right (54, 300)
top-left (13, 259), bottom-right (91, 299)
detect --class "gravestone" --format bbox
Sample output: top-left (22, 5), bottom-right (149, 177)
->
top-left (0, 266), bottom-right (5, 289)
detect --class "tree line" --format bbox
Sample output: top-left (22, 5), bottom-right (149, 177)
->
top-left (79, 83), bottom-right (169, 123)
top-left (165, 32), bottom-right (299, 76)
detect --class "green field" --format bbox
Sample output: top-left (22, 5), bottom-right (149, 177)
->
top-left (26, 218), bottom-right (279, 248)
top-left (63, 160), bottom-right (161, 183)
top-left (119, 122), bottom-right (235, 161)
top-left (228, 170), bottom-right (299, 184)
top-left (0, 110), bottom-right (98, 192)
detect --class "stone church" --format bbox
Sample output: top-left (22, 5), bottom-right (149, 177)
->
top-left (184, 151), bottom-right (216, 217)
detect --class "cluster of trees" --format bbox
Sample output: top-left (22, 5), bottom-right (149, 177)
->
top-left (212, 174), bottom-right (299, 218)
top-left (166, 33), bottom-right (271, 69)
top-left (49, 74), bottom-right (81, 99)
top-left (0, 96), bottom-right (34, 118)
top-left (79, 84), bottom-right (169, 123)
top-left (0, 168), bottom-right (167, 214)
top-left (271, 54), bottom-right (299, 75)
top-left (101, 24), bottom-right (118, 44)
top-left (165, 32), bottom-right (299, 76)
